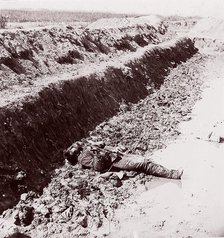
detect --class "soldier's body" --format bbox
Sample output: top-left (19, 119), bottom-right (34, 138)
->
top-left (64, 141), bottom-right (183, 180)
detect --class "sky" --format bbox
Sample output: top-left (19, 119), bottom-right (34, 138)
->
top-left (0, 0), bottom-right (224, 18)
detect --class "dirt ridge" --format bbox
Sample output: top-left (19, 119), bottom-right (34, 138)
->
top-left (0, 16), bottom-right (166, 92)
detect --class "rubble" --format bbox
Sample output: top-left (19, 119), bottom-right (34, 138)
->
top-left (15, 172), bottom-right (27, 182)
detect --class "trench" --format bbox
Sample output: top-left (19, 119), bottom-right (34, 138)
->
top-left (0, 37), bottom-right (197, 213)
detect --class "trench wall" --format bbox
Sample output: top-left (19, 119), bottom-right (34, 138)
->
top-left (0, 19), bottom-right (165, 85)
top-left (0, 37), bottom-right (197, 213)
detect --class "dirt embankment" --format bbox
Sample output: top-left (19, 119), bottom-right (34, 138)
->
top-left (0, 16), bottom-right (166, 91)
top-left (0, 36), bottom-right (197, 214)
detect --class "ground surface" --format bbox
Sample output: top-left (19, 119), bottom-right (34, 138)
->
top-left (106, 53), bottom-right (224, 238)
top-left (1, 17), bottom-right (224, 238)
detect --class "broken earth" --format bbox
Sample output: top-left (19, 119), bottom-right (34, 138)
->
top-left (0, 53), bottom-right (206, 238)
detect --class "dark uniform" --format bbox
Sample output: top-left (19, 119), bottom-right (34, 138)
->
top-left (64, 142), bottom-right (183, 179)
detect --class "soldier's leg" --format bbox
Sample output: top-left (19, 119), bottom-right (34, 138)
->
top-left (142, 161), bottom-right (183, 179)
top-left (113, 154), bottom-right (183, 179)
top-left (113, 154), bottom-right (146, 171)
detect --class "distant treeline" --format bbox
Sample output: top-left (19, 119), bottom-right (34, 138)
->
top-left (0, 9), bottom-right (139, 22)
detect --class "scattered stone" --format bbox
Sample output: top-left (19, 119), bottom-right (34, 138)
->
top-left (20, 194), bottom-right (28, 202)
top-left (114, 171), bottom-right (125, 180)
top-left (57, 206), bottom-right (73, 223)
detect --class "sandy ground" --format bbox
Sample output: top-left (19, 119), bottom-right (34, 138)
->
top-left (106, 53), bottom-right (224, 238)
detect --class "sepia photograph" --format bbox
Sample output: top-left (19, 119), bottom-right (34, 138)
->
top-left (0, 0), bottom-right (224, 237)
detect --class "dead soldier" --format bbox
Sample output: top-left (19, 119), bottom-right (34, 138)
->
top-left (64, 141), bottom-right (183, 179)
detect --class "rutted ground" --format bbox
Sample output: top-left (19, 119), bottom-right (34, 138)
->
top-left (0, 15), bottom-right (166, 92)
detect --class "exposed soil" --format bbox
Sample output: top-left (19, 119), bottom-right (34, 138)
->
top-left (0, 15), bottom-right (166, 93)
top-left (189, 17), bottom-right (224, 53)
top-left (106, 52), bottom-right (224, 238)
top-left (0, 15), bottom-right (172, 213)
top-left (1, 15), bottom-right (223, 238)
top-left (0, 52), bottom-right (206, 238)
top-left (102, 19), bottom-right (224, 237)
top-left (0, 33), bottom-right (197, 214)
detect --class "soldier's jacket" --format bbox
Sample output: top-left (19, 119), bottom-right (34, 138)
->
top-left (78, 145), bottom-right (120, 172)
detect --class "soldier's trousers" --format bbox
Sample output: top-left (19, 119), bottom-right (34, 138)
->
top-left (113, 154), bottom-right (181, 179)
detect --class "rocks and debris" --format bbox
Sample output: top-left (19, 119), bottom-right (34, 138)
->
top-left (0, 53), bottom-right (206, 238)
top-left (0, 35), bottom-right (197, 214)
top-left (86, 54), bottom-right (205, 156)
top-left (14, 206), bottom-right (34, 227)
top-left (190, 18), bottom-right (224, 53)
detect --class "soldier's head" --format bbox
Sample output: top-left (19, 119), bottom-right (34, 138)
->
top-left (63, 141), bottom-right (83, 165)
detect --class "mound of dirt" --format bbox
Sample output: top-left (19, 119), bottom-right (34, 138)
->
top-left (193, 37), bottom-right (224, 53)
top-left (0, 15), bottom-right (168, 92)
